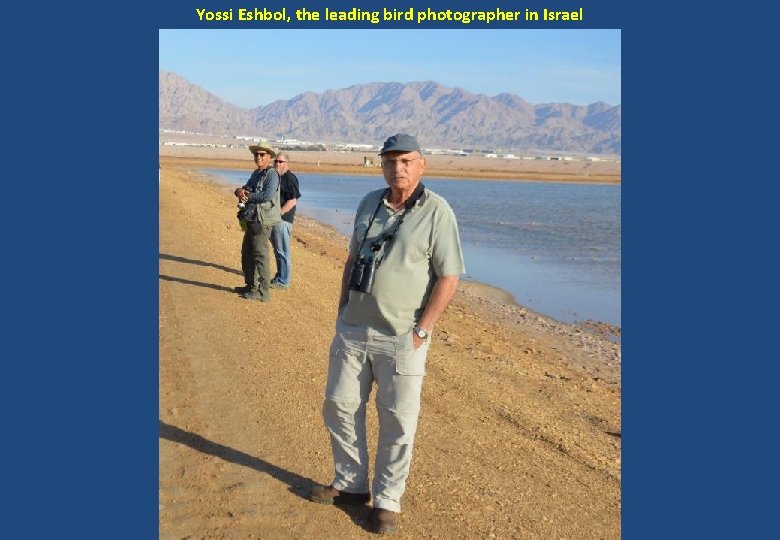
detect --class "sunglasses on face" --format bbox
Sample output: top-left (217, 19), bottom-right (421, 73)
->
top-left (254, 152), bottom-right (269, 158)
top-left (274, 159), bottom-right (287, 164)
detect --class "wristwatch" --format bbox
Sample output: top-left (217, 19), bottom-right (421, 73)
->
top-left (413, 326), bottom-right (429, 340)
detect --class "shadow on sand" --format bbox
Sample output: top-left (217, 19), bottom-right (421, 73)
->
top-left (158, 274), bottom-right (236, 293)
top-left (159, 252), bottom-right (243, 276)
top-left (158, 420), bottom-right (372, 531)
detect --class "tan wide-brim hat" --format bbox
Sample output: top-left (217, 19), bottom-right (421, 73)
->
top-left (248, 141), bottom-right (277, 158)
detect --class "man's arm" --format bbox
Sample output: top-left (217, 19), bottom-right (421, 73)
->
top-left (235, 171), bottom-right (257, 200)
top-left (414, 274), bottom-right (459, 347)
top-left (338, 254), bottom-right (356, 311)
top-left (279, 173), bottom-right (300, 215)
top-left (280, 197), bottom-right (297, 215)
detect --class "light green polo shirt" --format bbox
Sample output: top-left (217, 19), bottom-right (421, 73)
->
top-left (342, 186), bottom-right (465, 335)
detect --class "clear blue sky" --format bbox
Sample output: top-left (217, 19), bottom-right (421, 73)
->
top-left (159, 29), bottom-right (620, 108)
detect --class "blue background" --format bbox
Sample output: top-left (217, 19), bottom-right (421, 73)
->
top-left (5, 1), bottom-right (773, 538)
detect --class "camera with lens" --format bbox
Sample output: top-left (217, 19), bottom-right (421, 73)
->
top-left (348, 253), bottom-right (378, 294)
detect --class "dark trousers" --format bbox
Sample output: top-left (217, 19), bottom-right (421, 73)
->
top-left (241, 221), bottom-right (273, 299)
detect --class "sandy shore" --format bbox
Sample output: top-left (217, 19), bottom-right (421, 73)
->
top-left (158, 161), bottom-right (621, 538)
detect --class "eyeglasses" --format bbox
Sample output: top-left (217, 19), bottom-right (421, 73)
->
top-left (274, 160), bottom-right (287, 164)
top-left (254, 152), bottom-right (269, 158)
top-left (381, 157), bottom-right (421, 168)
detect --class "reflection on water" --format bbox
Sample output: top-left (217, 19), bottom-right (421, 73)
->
top-left (204, 169), bottom-right (621, 328)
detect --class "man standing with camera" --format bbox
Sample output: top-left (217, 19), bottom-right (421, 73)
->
top-left (310, 134), bottom-right (465, 534)
top-left (234, 141), bottom-right (281, 302)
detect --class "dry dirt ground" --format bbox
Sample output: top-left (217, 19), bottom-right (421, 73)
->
top-left (159, 164), bottom-right (621, 539)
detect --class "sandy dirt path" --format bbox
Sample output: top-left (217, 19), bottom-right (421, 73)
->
top-left (159, 164), bottom-right (621, 539)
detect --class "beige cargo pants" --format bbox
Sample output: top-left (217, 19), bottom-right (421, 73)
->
top-left (322, 318), bottom-right (432, 513)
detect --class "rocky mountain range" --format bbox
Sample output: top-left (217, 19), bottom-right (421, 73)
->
top-left (159, 70), bottom-right (621, 155)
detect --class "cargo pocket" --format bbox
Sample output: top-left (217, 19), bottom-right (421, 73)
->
top-left (394, 330), bottom-right (430, 376)
top-left (325, 332), bottom-right (348, 399)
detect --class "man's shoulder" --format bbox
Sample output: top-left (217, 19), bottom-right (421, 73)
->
top-left (282, 171), bottom-right (299, 184)
top-left (256, 167), bottom-right (278, 183)
top-left (422, 188), bottom-right (456, 212)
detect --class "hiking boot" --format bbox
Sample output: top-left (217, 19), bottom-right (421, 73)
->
top-left (234, 285), bottom-right (252, 293)
top-left (309, 485), bottom-right (370, 505)
top-left (372, 508), bottom-right (399, 535)
top-left (242, 290), bottom-right (269, 302)
top-left (269, 281), bottom-right (289, 290)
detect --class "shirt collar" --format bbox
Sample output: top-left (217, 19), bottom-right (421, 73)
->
top-left (381, 187), bottom-right (427, 212)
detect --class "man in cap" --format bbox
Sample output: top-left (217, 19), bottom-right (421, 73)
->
top-left (310, 134), bottom-right (465, 534)
top-left (234, 141), bottom-right (282, 301)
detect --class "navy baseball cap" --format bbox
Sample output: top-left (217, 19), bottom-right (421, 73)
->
top-left (379, 133), bottom-right (422, 155)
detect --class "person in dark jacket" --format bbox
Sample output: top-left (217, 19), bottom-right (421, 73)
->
top-left (270, 152), bottom-right (302, 289)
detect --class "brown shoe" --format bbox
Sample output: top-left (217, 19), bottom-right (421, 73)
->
top-left (309, 484), bottom-right (370, 505)
top-left (372, 508), bottom-right (399, 535)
